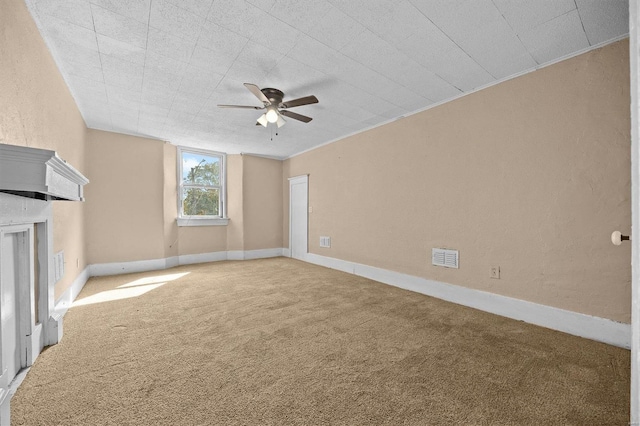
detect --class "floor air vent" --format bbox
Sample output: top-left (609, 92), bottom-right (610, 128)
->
top-left (432, 248), bottom-right (459, 269)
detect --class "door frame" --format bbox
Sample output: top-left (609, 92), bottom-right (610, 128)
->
top-left (630, 1), bottom-right (639, 423)
top-left (288, 175), bottom-right (309, 260)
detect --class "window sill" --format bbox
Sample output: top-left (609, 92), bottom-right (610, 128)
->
top-left (177, 217), bottom-right (229, 227)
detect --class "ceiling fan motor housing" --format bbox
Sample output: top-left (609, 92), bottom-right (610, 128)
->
top-left (261, 88), bottom-right (284, 106)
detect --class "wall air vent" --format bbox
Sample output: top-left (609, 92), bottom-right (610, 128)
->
top-left (0, 143), bottom-right (89, 201)
top-left (319, 236), bottom-right (331, 248)
top-left (432, 248), bottom-right (459, 269)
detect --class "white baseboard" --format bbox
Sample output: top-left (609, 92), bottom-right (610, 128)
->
top-left (89, 257), bottom-right (178, 277)
top-left (54, 266), bottom-right (90, 317)
top-left (89, 248), bottom-right (285, 276)
top-left (227, 248), bottom-right (283, 260)
top-left (165, 256), bottom-right (179, 269)
top-left (179, 247), bottom-right (282, 265)
top-left (304, 253), bottom-right (631, 349)
top-left (178, 251), bottom-right (228, 265)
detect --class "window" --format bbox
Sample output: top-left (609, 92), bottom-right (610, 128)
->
top-left (177, 147), bottom-right (228, 226)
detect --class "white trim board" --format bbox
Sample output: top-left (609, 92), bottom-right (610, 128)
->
top-left (227, 248), bottom-right (284, 261)
top-left (629, 0), bottom-right (639, 422)
top-left (89, 248), bottom-right (285, 277)
top-left (303, 253), bottom-right (631, 349)
top-left (54, 266), bottom-right (90, 317)
top-left (89, 257), bottom-right (179, 277)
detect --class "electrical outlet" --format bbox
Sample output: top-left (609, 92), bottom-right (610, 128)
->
top-left (490, 266), bottom-right (500, 279)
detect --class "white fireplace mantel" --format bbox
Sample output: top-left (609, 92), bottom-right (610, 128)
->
top-left (0, 143), bottom-right (88, 201)
top-left (0, 143), bottom-right (88, 425)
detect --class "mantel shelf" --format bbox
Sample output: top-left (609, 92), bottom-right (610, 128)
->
top-left (0, 143), bottom-right (89, 201)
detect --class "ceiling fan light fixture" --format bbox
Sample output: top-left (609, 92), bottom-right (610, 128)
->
top-left (221, 83), bottom-right (318, 127)
top-left (265, 107), bottom-right (279, 123)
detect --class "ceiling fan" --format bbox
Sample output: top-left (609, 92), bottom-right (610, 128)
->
top-left (218, 83), bottom-right (318, 128)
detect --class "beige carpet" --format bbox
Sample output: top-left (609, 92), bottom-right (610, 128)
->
top-left (12, 257), bottom-right (630, 425)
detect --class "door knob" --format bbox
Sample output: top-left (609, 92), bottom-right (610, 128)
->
top-left (611, 231), bottom-right (630, 246)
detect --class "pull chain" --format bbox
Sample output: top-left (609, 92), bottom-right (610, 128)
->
top-left (270, 125), bottom-right (279, 141)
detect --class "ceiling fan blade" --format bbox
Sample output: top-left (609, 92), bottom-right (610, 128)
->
top-left (276, 114), bottom-right (286, 128)
top-left (280, 109), bottom-right (312, 123)
top-left (218, 104), bottom-right (264, 109)
top-left (280, 95), bottom-right (319, 109)
top-left (257, 113), bottom-right (268, 127)
top-left (244, 83), bottom-right (270, 105)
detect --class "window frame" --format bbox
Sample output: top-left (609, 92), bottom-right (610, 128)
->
top-left (176, 146), bottom-right (228, 227)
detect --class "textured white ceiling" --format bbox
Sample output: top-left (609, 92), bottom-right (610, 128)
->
top-left (25, 0), bottom-right (629, 159)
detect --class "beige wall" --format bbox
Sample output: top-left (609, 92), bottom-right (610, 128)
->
top-left (226, 154), bottom-right (244, 251)
top-left (284, 40), bottom-right (631, 323)
top-left (0, 0), bottom-right (88, 299)
top-left (86, 136), bottom-right (282, 262)
top-left (226, 154), bottom-right (284, 252)
top-left (171, 152), bottom-right (283, 256)
top-left (85, 130), bottom-right (166, 264)
top-left (243, 155), bottom-right (283, 251)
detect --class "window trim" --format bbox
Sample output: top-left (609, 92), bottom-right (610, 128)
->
top-left (176, 217), bottom-right (229, 227)
top-left (176, 146), bottom-right (227, 227)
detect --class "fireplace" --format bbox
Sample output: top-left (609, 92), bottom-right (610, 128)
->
top-left (0, 143), bottom-right (88, 424)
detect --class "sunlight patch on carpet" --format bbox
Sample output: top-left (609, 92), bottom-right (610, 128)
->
top-left (117, 272), bottom-right (191, 288)
top-left (71, 283), bottom-right (166, 307)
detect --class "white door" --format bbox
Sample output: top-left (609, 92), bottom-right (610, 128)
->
top-left (289, 175), bottom-right (308, 260)
top-left (0, 231), bottom-right (21, 388)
